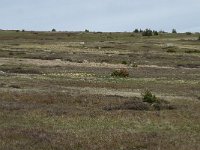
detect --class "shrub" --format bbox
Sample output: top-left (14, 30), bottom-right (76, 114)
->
top-left (172, 29), bottom-right (177, 33)
top-left (166, 49), bottom-right (176, 53)
top-left (142, 29), bottom-right (153, 36)
top-left (159, 30), bottom-right (166, 33)
top-left (52, 28), bottom-right (56, 32)
top-left (121, 61), bottom-right (128, 65)
top-left (9, 52), bottom-right (14, 55)
top-left (9, 85), bottom-right (21, 89)
top-left (111, 69), bottom-right (129, 78)
top-left (142, 90), bottom-right (157, 104)
top-left (153, 30), bottom-right (159, 36)
top-left (186, 32), bottom-right (192, 35)
top-left (198, 36), bottom-right (200, 41)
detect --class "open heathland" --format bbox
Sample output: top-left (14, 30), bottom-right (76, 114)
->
top-left (0, 30), bottom-right (200, 150)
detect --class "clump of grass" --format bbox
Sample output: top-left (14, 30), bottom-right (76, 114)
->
top-left (111, 69), bottom-right (129, 78)
top-left (142, 29), bottom-right (153, 36)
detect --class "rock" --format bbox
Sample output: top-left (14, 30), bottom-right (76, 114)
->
top-left (0, 71), bottom-right (5, 74)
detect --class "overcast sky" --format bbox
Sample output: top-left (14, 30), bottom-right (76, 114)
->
top-left (1, 0), bottom-right (200, 32)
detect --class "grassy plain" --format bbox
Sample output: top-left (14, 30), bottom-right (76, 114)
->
top-left (0, 30), bottom-right (200, 150)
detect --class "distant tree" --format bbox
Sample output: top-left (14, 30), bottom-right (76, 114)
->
top-left (85, 29), bottom-right (89, 33)
top-left (159, 30), bottom-right (166, 33)
top-left (52, 28), bottom-right (56, 32)
top-left (22, 29), bottom-right (25, 32)
top-left (134, 29), bottom-right (139, 33)
top-left (153, 30), bottom-right (159, 36)
top-left (186, 32), bottom-right (192, 35)
top-left (139, 29), bottom-right (143, 33)
top-left (172, 29), bottom-right (177, 33)
top-left (142, 29), bottom-right (153, 36)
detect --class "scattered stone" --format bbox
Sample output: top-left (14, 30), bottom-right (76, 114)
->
top-left (0, 71), bottom-right (5, 75)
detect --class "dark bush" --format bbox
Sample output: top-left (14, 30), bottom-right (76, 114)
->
top-left (121, 61), bottom-right (128, 65)
top-left (166, 49), bottom-right (176, 53)
top-left (85, 29), bottom-right (89, 33)
top-left (134, 29), bottom-right (139, 33)
top-left (9, 52), bottom-right (14, 55)
top-left (159, 30), bottom-right (166, 33)
top-left (111, 69), bottom-right (129, 78)
top-left (9, 85), bottom-right (21, 89)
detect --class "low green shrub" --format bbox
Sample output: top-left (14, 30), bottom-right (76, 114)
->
top-left (142, 90), bottom-right (157, 104)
